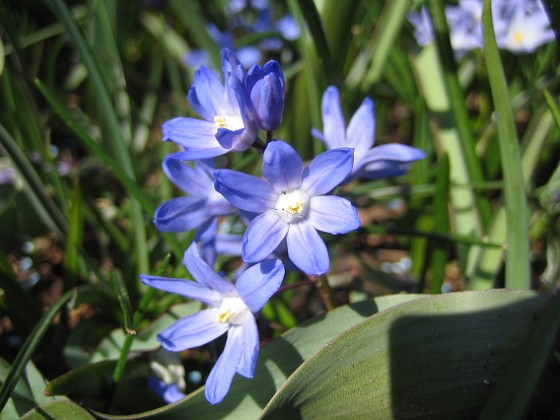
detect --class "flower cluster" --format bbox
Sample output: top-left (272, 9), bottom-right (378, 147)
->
top-left (141, 48), bottom-right (425, 404)
top-left (408, 0), bottom-right (555, 55)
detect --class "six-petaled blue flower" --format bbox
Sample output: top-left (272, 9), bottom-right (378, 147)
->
top-left (163, 49), bottom-right (258, 160)
top-left (312, 86), bottom-right (426, 182)
top-left (140, 243), bottom-right (285, 405)
top-left (214, 140), bottom-right (361, 275)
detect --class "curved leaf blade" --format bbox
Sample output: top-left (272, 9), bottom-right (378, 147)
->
top-left (261, 290), bottom-right (560, 419)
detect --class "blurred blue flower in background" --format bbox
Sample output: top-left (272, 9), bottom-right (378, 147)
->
top-left (141, 243), bottom-right (285, 404)
top-left (408, 0), bottom-right (555, 55)
top-left (185, 0), bottom-right (299, 70)
top-left (494, 0), bottom-right (556, 53)
top-left (214, 140), bottom-right (361, 275)
top-left (313, 86), bottom-right (426, 182)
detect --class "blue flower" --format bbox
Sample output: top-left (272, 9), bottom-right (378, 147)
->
top-left (163, 49), bottom-right (258, 160)
top-left (312, 86), bottom-right (426, 181)
top-left (214, 140), bottom-right (361, 275)
top-left (494, 0), bottom-right (555, 53)
top-left (407, 7), bottom-right (434, 47)
top-left (140, 243), bottom-right (285, 405)
top-left (154, 156), bottom-right (235, 233)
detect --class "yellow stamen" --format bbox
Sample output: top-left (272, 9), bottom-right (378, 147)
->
top-left (514, 31), bottom-right (523, 44)
top-left (216, 308), bottom-right (234, 323)
top-left (214, 116), bottom-right (228, 128)
top-left (285, 201), bottom-right (304, 214)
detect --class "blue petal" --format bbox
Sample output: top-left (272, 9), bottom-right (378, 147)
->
top-left (205, 325), bottom-right (244, 405)
top-left (357, 144), bottom-right (426, 179)
top-left (187, 66), bottom-right (226, 121)
top-left (311, 127), bottom-right (326, 144)
top-left (346, 97), bottom-right (375, 163)
top-left (158, 309), bottom-right (228, 352)
top-left (320, 86), bottom-right (346, 149)
top-left (221, 48), bottom-right (245, 82)
top-left (214, 169), bottom-right (276, 213)
top-left (154, 197), bottom-right (213, 232)
top-left (147, 377), bottom-right (186, 404)
top-left (183, 243), bottom-right (236, 295)
top-left (162, 117), bottom-right (219, 147)
top-left (300, 148), bottom-right (354, 196)
top-left (168, 148), bottom-right (229, 161)
top-left (140, 274), bottom-right (222, 307)
top-left (215, 234), bottom-right (243, 256)
top-left (262, 141), bottom-right (304, 193)
top-left (287, 222), bottom-right (329, 275)
top-left (236, 259), bottom-right (285, 312)
top-left (236, 319), bottom-right (259, 378)
top-left (243, 210), bottom-right (289, 262)
top-left (308, 196), bottom-right (361, 234)
top-left (215, 126), bottom-right (256, 153)
top-left (162, 156), bottom-right (214, 197)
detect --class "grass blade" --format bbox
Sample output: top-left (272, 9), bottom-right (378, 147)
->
top-left (482, 0), bottom-right (530, 289)
top-left (293, 0), bottom-right (333, 85)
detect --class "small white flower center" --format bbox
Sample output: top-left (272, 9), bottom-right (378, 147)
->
top-left (275, 189), bottom-right (310, 223)
top-left (216, 296), bottom-right (249, 325)
top-left (513, 31), bottom-right (524, 45)
top-left (214, 115), bottom-right (244, 131)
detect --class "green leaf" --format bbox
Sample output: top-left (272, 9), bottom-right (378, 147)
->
top-left (64, 183), bottom-right (84, 291)
top-left (482, 0), bottom-right (530, 289)
top-left (346, 0), bottom-right (411, 90)
top-left (45, 359), bottom-right (149, 399)
top-left (292, 0), bottom-right (332, 84)
top-left (92, 294), bottom-right (425, 419)
top-left (0, 34), bottom-right (4, 77)
top-left (480, 294), bottom-right (560, 419)
top-left (21, 400), bottom-right (95, 419)
top-left (261, 290), bottom-right (560, 419)
top-left (430, 153), bottom-right (450, 294)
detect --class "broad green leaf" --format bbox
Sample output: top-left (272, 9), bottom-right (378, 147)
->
top-left (482, 0), bottom-right (530, 289)
top-left (45, 360), bottom-right (149, 399)
top-left (92, 294), bottom-right (425, 419)
top-left (261, 290), bottom-right (560, 419)
top-left (480, 294), bottom-right (560, 419)
top-left (21, 400), bottom-right (95, 419)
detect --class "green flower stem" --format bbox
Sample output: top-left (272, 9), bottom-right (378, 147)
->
top-left (308, 274), bottom-right (337, 311)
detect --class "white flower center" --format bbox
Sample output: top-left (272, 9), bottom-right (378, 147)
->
top-left (275, 189), bottom-right (310, 223)
top-left (513, 31), bottom-right (524, 45)
top-left (214, 115), bottom-right (244, 131)
top-left (216, 296), bottom-right (250, 325)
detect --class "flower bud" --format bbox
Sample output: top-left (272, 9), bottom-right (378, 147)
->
top-left (247, 60), bottom-right (285, 132)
